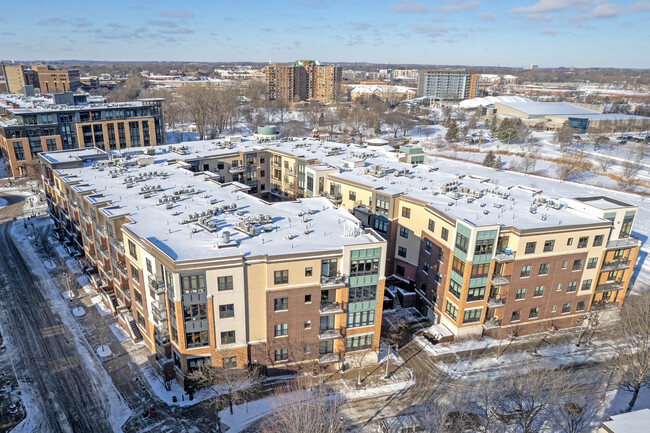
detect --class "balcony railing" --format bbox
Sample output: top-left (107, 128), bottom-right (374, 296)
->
top-left (152, 301), bottom-right (168, 321)
top-left (494, 248), bottom-right (516, 262)
top-left (606, 237), bottom-right (639, 250)
top-left (318, 353), bottom-right (338, 364)
top-left (595, 280), bottom-right (624, 292)
top-left (483, 318), bottom-right (502, 329)
top-left (487, 297), bottom-right (506, 308)
top-left (319, 302), bottom-right (346, 315)
top-left (325, 194), bottom-right (343, 204)
top-left (490, 275), bottom-right (511, 286)
top-left (320, 274), bottom-right (348, 287)
top-left (110, 238), bottom-right (125, 254)
top-left (117, 264), bottom-right (128, 279)
top-left (228, 166), bottom-right (245, 174)
top-left (318, 328), bottom-right (343, 340)
top-left (148, 274), bottom-right (166, 293)
top-left (600, 260), bottom-right (630, 271)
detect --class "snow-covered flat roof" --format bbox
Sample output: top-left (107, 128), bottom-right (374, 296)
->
top-left (602, 408), bottom-right (650, 433)
top-left (56, 152), bottom-right (381, 262)
top-left (496, 101), bottom-right (599, 116)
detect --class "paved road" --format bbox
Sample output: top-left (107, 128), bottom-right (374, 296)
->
top-left (0, 192), bottom-right (116, 433)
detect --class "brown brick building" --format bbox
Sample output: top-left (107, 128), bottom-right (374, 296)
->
top-left (265, 60), bottom-right (342, 103)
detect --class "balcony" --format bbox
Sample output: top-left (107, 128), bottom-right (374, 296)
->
top-left (353, 202), bottom-right (372, 214)
top-left (121, 287), bottom-right (132, 301)
top-left (606, 237), bottom-right (640, 250)
top-left (148, 274), bottom-right (166, 294)
top-left (494, 249), bottom-right (516, 263)
top-left (318, 353), bottom-right (339, 364)
top-left (487, 297), bottom-right (506, 308)
top-left (117, 264), bottom-right (128, 279)
top-left (490, 275), bottom-right (511, 286)
top-left (595, 280), bottom-right (624, 293)
top-left (325, 193), bottom-right (342, 204)
top-left (319, 302), bottom-right (346, 315)
top-left (228, 166), bottom-right (245, 174)
top-left (600, 260), bottom-right (630, 272)
top-left (320, 274), bottom-right (348, 288)
top-left (483, 318), bottom-right (502, 329)
top-left (95, 224), bottom-right (107, 238)
top-left (151, 301), bottom-right (168, 321)
top-left (318, 328), bottom-right (342, 340)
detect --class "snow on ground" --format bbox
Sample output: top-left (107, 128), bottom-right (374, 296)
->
top-left (0, 197), bottom-right (7, 208)
top-left (337, 370), bottom-right (414, 400)
top-left (604, 385), bottom-right (650, 416)
top-left (109, 324), bottom-right (130, 343)
top-left (139, 359), bottom-right (217, 407)
top-left (90, 295), bottom-right (112, 316)
top-left (10, 222), bottom-right (132, 431)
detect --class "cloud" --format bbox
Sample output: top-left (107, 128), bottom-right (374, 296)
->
top-left (392, 0), bottom-right (430, 13)
top-left (148, 20), bottom-right (178, 27)
top-left (168, 27), bottom-right (194, 34)
top-left (541, 28), bottom-right (556, 34)
top-left (511, 0), bottom-right (604, 15)
top-left (630, 1), bottom-right (650, 11)
top-left (0, 31), bottom-right (15, 36)
top-left (354, 22), bottom-right (371, 31)
top-left (159, 10), bottom-right (190, 18)
top-left (410, 25), bottom-right (455, 38)
top-left (480, 12), bottom-right (498, 20)
top-left (37, 17), bottom-right (68, 26)
top-left (434, 1), bottom-right (480, 12)
top-left (75, 18), bottom-right (92, 27)
top-left (582, 3), bottom-right (624, 18)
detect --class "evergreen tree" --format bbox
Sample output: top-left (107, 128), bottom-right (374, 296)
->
top-left (445, 120), bottom-right (459, 142)
top-left (483, 151), bottom-right (496, 167)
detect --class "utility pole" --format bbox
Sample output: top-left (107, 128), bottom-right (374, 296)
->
top-left (575, 313), bottom-right (592, 347)
top-left (384, 344), bottom-right (391, 379)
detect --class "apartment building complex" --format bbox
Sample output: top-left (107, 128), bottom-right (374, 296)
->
top-left (1, 93), bottom-right (164, 177)
top-left (265, 60), bottom-right (342, 103)
top-left (39, 135), bottom-right (639, 379)
top-left (418, 70), bottom-right (474, 100)
top-left (0, 63), bottom-right (81, 94)
top-left (39, 146), bottom-right (386, 381)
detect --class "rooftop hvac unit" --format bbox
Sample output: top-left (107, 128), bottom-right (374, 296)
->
top-left (222, 231), bottom-right (230, 243)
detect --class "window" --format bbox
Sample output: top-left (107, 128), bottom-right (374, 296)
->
top-left (620, 215), bottom-right (634, 238)
top-left (444, 301), bottom-right (458, 321)
top-left (561, 303), bottom-right (572, 314)
top-left (467, 286), bottom-right (486, 302)
top-left (607, 271), bottom-right (618, 281)
top-left (587, 258), bottom-right (598, 269)
top-left (345, 334), bottom-right (374, 351)
top-left (525, 242), bottom-right (537, 254)
top-left (304, 320), bottom-right (311, 329)
top-left (543, 240), bottom-right (555, 252)
top-left (134, 289), bottom-right (142, 306)
top-left (274, 323), bottom-right (288, 337)
top-left (593, 235), bottom-right (604, 247)
top-left (562, 261), bottom-right (568, 270)
top-left (348, 285), bottom-right (377, 303)
top-left (219, 304), bottom-right (234, 319)
top-left (397, 246), bottom-right (407, 258)
top-left (184, 304), bottom-right (207, 321)
top-left (274, 297), bottom-right (288, 311)
top-left (551, 305), bottom-right (557, 312)
top-left (516, 288), bottom-right (526, 300)
top-left (572, 259), bottom-right (583, 271)
top-left (274, 270), bottom-right (289, 284)
top-left (452, 257), bottom-right (465, 276)
top-left (305, 267), bottom-right (312, 277)
top-left (304, 345), bottom-right (311, 354)
top-left (347, 310), bottom-right (375, 327)
top-left (305, 294), bottom-right (312, 303)
top-left (396, 265), bottom-right (405, 276)
top-left (470, 263), bottom-right (490, 278)
top-left (511, 310), bottom-right (521, 321)
top-left (578, 237), bottom-right (589, 248)
top-left (438, 250), bottom-right (444, 263)
top-left (577, 301), bottom-right (586, 311)
top-left (520, 265), bottom-right (531, 278)
top-left (374, 218), bottom-right (388, 233)
top-left (181, 274), bottom-right (206, 294)
top-left (534, 286), bottom-right (544, 297)
top-left (538, 263), bottom-right (549, 276)
top-left (128, 239), bottom-right (137, 259)
top-left (131, 265), bottom-right (140, 284)
top-left (399, 226), bottom-right (409, 238)
top-left (581, 279), bottom-right (592, 291)
top-left (402, 207), bottom-right (411, 218)
top-left (455, 233), bottom-right (469, 253)
top-left (428, 219), bottom-right (435, 232)
top-left (557, 283), bottom-right (563, 291)
top-left (375, 196), bottom-right (390, 215)
top-left (425, 240), bottom-right (432, 254)
top-left (186, 331), bottom-right (209, 348)
top-left (217, 276), bottom-right (233, 291)
top-left (463, 308), bottom-right (483, 324)
top-left (441, 227), bottom-right (449, 241)
top-left (567, 282), bottom-right (577, 292)
top-left (137, 311), bottom-right (145, 328)
top-left (529, 308), bottom-right (539, 319)
top-left (221, 330), bottom-right (236, 344)
top-left (449, 279), bottom-right (462, 299)
top-left (349, 191), bottom-right (356, 201)
top-left (146, 258), bottom-right (152, 274)
top-left (474, 239), bottom-right (494, 255)
top-left (274, 349), bottom-right (288, 362)
top-left (222, 356), bottom-right (237, 369)
top-left (423, 262), bottom-right (430, 274)
top-left (567, 238), bottom-right (573, 246)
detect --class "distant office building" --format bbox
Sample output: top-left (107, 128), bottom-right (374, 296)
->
top-left (0, 93), bottom-right (164, 177)
top-left (417, 71), bottom-right (471, 100)
top-left (468, 74), bottom-right (481, 99)
top-left (530, 64), bottom-right (539, 70)
top-left (0, 63), bottom-right (40, 94)
top-left (0, 63), bottom-right (80, 94)
top-left (265, 60), bottom-right (342, 103)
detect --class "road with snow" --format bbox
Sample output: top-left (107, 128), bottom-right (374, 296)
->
top-left (0, 192), bottom-right (117, 433)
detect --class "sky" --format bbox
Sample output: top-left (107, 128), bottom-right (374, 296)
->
top-left (1, 0), bottom-right (649, 68)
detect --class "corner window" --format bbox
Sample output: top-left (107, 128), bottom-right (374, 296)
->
top-left (462, 308), bottom-right (482, 324)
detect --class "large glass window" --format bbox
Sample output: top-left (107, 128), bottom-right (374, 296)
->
top-left (449, 279), bottom-right (462, 299)
top-left (186, 331), bottom-right (209, 348)
top-left (462, 308), bottom-right (482, 324)
top-left (184, 304), bottom-right (207, 321)
top-left (452, 257), bottom-right (465, 276)
top-left (444, 301), bottom-right (458, 321)
top-left (620, 215), bottom-right (634, 239)
top-left (455, 233), bottom-right (469, 253)
top-left (466, 286), bottom-right (486, 302)
top-left (345, 334), bottom-right (374, 351)
top-left (348, 285), bottom-right (377, 303)
top-left (181, 274), bottom-right (206, 294)
top-left (474, 239), bottom-right (493, 255)
top-left (470, 263), bottom-right (489, 278)
top-left (274, 323), bottom-right (288, 337)
top-left (351, 258), bottom-right (379, 276)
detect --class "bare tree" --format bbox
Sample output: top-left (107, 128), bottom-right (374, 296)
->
top-left (555, 152), bottom-right (591, 181)
top-left (179, 85), bottom-right (210, 140)
top-left (383, 318), bottom-right (409, 378)
top-left (617, 289), bottom-right (650, 411)
top-left (556, 122), bottom-right (574, 152)
top-left (550, 392), bottom-right (601, 433)
top-left (493, 367), bottom-right (578, 433)
top-left (619, 145), bottom-right (645, 188)
top-left (259, 383), bottom-right (346, 433)
top-left (597, 156), bottom-right (614, 172)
